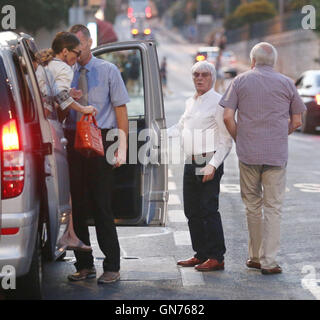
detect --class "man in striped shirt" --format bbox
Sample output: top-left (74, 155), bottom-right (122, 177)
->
top-left (221, 42), bottom-right (306, 275)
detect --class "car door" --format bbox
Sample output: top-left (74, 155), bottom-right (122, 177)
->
top-left (92, 40), bottom-right (168, 226)
top-left (19, 36), bottom-right (71, 259)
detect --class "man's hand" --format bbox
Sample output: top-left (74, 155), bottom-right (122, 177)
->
top-left (70, 88), bottom-right (82, 100)
top-left (200, 164), bottom-right (216, 183)
top-left (114, 146), bottom-right (127, 168)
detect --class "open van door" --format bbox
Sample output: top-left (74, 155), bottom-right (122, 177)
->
top-left (92, 41), bottom-right (168, 226)
top-left (19, 36), bottom-right (71, 259)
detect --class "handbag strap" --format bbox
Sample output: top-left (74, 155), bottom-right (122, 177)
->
top-left (80, 114), bottom-right (98, 127)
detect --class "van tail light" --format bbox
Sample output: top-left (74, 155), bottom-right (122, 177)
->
top-left (0, 228), bottom-right (20, 235)
top-left (1, 119), bottom-right (24, 199)
top-left (315, 94), bottom-right (320, 105)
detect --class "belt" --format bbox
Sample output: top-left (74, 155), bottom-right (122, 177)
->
top-left (191, 151), bottom-right (215, 161)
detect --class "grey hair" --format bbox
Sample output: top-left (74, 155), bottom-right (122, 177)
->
top-left (250, 42), bottom-right (278, 67)
top-left (191, 61), bottom-right (216, 86)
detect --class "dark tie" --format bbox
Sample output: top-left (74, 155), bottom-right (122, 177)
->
top-left (77, 67), bottom-right (88, 121)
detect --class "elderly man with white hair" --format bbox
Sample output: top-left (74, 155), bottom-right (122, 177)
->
top-left (221, 42), bottom-right (306, 275)
top-left (168, 61), bottom-right (232, 272)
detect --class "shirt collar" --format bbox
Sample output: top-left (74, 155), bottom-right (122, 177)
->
top-left (75, 55), bottom-right (96, 73)
top-left (255, 65), bottom-right (274, 71)
top-left (193, 88), bottom-right (214, 101)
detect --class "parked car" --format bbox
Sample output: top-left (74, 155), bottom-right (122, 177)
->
top-left (295, 70), bottom-right (320, 133)
top-left (0, 32), bottom-right (168, 299)
top-left (195, 46), bottom-right (238, 78)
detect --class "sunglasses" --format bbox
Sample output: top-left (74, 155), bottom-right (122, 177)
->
top-left (70, 49), bottom-right (82, 57)
top-left (193, 72), bottom-right (210, 78)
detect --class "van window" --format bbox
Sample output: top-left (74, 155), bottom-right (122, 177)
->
top-left (96, 49), bottom-right (145, 119)
top-left (0, 55), bottom-right (16, 126)
top-left (12, 52), bottom-right (36, 123)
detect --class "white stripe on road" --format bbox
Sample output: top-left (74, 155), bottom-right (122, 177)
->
top-left (173, 231), bottom-right (191, 246)
top-left (168, 169), bottom-right (173, 178)
top-left (168, 194), bottom-right (181, 205)
top-left (180, 267), bottom-right (205, 286)
top-left (168, 210), bottom-right (187, 223)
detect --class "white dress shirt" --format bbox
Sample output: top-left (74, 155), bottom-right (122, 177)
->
top-left (167, 88), bottom-right (232, 169)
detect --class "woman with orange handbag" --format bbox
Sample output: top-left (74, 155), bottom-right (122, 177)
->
top-left (34, 32), bottom-right (98, 252)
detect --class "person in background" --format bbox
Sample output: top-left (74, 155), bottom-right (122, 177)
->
top-left (221, 42), bottom-right (306, 275)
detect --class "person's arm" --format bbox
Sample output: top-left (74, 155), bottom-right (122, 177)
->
top-left (114, 104), bottom-right (129, 167)
top-left (223, 108), bottom-right (237, 141)
top-left (288, 113), bottom-right (303, 135)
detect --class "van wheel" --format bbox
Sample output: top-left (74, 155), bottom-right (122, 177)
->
top-left (11, 234), bottom-right (43, 300)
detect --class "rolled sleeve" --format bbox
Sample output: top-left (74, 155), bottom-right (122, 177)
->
top-left (219, 79), bottom-right (239, 110)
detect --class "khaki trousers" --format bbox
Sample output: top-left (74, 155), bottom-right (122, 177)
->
top-left (239, 161), bottom-right (286, 269)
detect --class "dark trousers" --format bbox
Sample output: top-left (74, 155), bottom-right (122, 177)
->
top-left (183, 161), bottom-right (226, 262)
top-left (65, 129), bottom-right (120, 272)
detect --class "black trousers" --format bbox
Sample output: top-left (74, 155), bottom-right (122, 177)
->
top-left (183, 160), bottom-right (226, 262)
top-left (65, 129), bottom-right (120, 272)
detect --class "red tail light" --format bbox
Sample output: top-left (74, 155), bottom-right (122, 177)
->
top-left (315, 94), bottom-right (320, 105)
top-left (145, 6), bottom-right (152, 18)
top-left (0, 228), bottom-right (20, 235)
top-left (1, 119), bottom-right (24, 199)
top-left (128, 7), bottom-right (133, 18)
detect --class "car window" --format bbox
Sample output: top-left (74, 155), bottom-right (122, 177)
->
top-left (96, 49), bottom-right (145, 119)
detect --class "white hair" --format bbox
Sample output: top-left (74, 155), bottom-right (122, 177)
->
top-left (191, 61), bottom-right (216, 85)
top-left (250, 42), bottom-right (278, 67)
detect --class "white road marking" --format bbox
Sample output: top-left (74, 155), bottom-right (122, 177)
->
top-left (294, 184), bottom-right (320, 193)
top-left (174, 231), bottom-right (191, 246)
top-left (180, 267), bottom-right (205, 286)
top-left (301, 265), bottom-right (320, 300)
top-left (168, 210), bottom-right (186, 223)
top-left (168, 194), bottom-right (182, 205)
top-left (220, 184), bottom-right (240, 193)
top-left (168, 181), bottom-right (177, 190)
top-left (168, 169), bottom-right (173, 178)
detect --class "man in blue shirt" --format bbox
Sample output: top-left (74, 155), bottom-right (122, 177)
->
top-left (65, 24), bottom-right (129, 284)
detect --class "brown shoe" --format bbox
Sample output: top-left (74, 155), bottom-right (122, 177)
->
top-left (246, 259), bottom-right (261, 269)
top-left (97, 271), bottom-right (120, 284)
top-left (67, 267), bottom-right (96, 281)
top-left (261, 265), bottom-right (282, 275)
top-left (177, 257), bottom-right (204, 267)
top-left (195, 259), bottom-right (224, 272)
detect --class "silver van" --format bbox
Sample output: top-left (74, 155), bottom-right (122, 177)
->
top-left (0, 32), bottom-right (168, 299)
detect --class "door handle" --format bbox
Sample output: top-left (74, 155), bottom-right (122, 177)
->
top-left (60, 137), bottom-right (68, 147)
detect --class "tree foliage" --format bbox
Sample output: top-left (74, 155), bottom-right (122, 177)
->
top-left (0, 0), bottom-right (76, 33)
top-left (224, 0), bottom-right (277, 30)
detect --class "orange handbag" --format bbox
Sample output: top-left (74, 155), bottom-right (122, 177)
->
top-left (74, 115), bottom-right (104, 157)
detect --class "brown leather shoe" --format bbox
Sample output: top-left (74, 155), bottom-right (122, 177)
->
top-left (246, 259), bottom-right (261, 269)
top-left (97, 271), bottom-right (120, 284)
top-left (195, 259), bottom-right (224, 271)
top-left (261, 265), bottom-right (282, 275)
top-left (67, 267), bottom-right (96, 281)
top-left (177, 257), bottom-right (204, 267)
